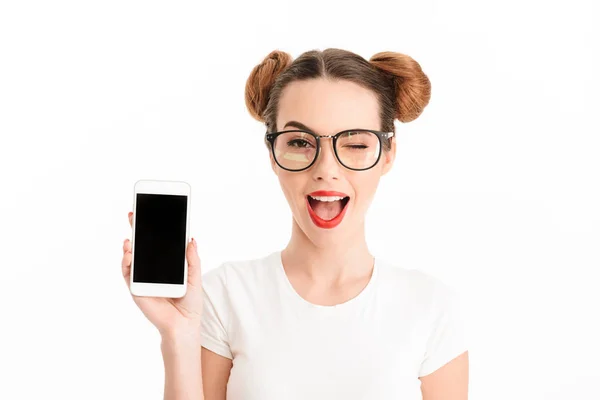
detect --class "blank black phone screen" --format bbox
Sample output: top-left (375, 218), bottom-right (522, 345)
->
top-left (132, 193), bottom-right (187, 284)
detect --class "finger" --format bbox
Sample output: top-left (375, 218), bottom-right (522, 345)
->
top-left (121, 245), bottom-right (132, 288)
top-left (122, 238), bottom-right (131, 255)
top-left (186, 238), bottom-right (202, 287)
top-left (128, 211), bottom-right (133, 228)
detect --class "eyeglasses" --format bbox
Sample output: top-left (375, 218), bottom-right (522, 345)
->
top-left (265, 129), bottom-right (394, 172)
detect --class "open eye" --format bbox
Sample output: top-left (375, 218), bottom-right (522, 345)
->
top-left (287, 138), bottom-right (314, 148)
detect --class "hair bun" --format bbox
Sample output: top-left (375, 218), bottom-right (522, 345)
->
top-left (369, 52), bottom-right (431, 123)
top-left (245, 50), bottom-right (293, 122)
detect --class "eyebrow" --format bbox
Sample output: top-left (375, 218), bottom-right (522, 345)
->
top-left (283, 120), bottom-right (314, 132)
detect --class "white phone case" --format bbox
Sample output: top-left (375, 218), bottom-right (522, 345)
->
top-left (130, 179), bottom-right (191, 298)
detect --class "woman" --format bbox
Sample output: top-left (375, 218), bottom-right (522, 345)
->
top-left (121, 48), bottom-right (469, 399)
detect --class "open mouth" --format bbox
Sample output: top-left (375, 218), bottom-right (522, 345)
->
top-left (306, 193), bottom-right (350, 229)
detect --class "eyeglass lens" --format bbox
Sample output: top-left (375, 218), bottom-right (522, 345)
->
top-left (273, 130), bottom-right (381, 170)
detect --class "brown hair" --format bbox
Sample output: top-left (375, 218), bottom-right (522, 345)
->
top-left (244, 48), bottom-right (431, 151)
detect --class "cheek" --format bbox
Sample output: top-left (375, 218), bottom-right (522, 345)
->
top-left (352, 175), bottom-right (381, 207)
top-left (278, 174), bottom-right (305, 204)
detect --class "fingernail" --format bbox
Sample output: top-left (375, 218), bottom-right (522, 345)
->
top-left (192, 238), bottom-right (197, 248)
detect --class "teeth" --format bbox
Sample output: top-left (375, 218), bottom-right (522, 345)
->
top-left (309, 195), bottom-right (345, 202)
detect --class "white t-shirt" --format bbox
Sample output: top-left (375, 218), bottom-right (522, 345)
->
top-left (200, 250), bottom-right (468, 400)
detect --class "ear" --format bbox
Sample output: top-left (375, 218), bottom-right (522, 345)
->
top-left (381, 137), bottom-right (396, 176)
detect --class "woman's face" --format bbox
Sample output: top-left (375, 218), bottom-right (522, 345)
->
top-left (272, 78), bottom-right (396, 245)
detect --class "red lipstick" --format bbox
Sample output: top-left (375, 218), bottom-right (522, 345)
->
top-left (306, 190), bottom-right (350, 229)
top-left (308, 190), bottom-right (348, 197)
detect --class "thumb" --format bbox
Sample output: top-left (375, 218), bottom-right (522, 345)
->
top-left (186, 238), bottom-right (202, 286)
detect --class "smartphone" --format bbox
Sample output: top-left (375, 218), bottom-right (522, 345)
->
top-left (130, 179), bottom-right (191, 298)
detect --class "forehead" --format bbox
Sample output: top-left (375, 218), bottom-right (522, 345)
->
top-left (276, 78), bottom-right (380, 133)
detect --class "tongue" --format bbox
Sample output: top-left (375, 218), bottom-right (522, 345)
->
top-left (312, 199), bottom-right (343, 221)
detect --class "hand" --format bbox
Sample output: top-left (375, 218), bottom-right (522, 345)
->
top-left (121, 211), bottom-right (203, 339)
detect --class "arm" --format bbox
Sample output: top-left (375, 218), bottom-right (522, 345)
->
top-left (122, 213), bottom-right (233, 399)
top-left (161, 335), bottom-right (233, 400)
top-left (419, 350), bottom-right (469, 400)
top-left (201, 347), bottom-right (233, 400)
top-left (162, 334), bottom-right (203, 400)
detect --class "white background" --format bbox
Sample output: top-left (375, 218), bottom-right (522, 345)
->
top-left (1, 0), bottom-right (598, 398)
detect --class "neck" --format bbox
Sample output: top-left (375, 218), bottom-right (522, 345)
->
top-left (281, 217), bottom-right (374, 285)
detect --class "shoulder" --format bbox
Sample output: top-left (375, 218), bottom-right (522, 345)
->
top-left (376, 258), bottom-right (462, 313)
top-left (201, 251), bottom-right (280, 291)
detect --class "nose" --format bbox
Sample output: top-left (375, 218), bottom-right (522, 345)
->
top-left (311, 137), bottom-right (340, 181)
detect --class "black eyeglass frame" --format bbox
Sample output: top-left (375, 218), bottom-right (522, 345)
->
top-left (265, 129), bottom-right (395, 172)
